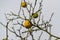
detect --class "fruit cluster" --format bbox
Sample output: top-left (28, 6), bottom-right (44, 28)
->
top-left (21, 1), bottom-right (39, 29)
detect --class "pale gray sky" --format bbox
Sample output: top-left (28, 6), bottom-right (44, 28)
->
top-left (0, 0), bottom-right (60, 40)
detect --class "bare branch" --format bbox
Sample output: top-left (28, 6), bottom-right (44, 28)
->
top-left (22, 9), bottom-right (26, 19)
top-left (37, 25), bottom-right (60, 39)
top-left (38, 31), bottom-right (43, 40)
top-left (49, 12), bottom-right (54, 22)
top-left (37, 0), bottom-right (43, 24)
top-left (49, 26), bottom-right (51, 40)
top-left (18, 6), bottom-right (21, 16)
top-left (12, 26), bottom-right (21, 38)
top-left (32, 0), bottom-right (37, 12)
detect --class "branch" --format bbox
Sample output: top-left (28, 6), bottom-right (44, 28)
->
top-left (26, 1), bottom-right (33, 20)
top-left (49, 12), bottom-right (54, 22)
top-left (32, 0), bottom-right (37, 12)
top-left (29, 30), bottom-right (34, 40)
top-left (18, 6), bottom-right (21, 16)
top-left (48, 26), bottom-right (52, 40)
top-left (0, 21), bottom-right (21, 38)
top-left (32, 23), bottom-right (60, 39)
top-left (37, 25), bottom-right (60, 39)
top-left (37, 0), bottom-right (43, 24)
top-left (22, 9), bottom-right (26, 19)
top-left (12, 11), bottom-right (25, 20)
top-left (6, 21), bottom-right (10, 40)
top-left (38, 31), bottom-right (43, 40)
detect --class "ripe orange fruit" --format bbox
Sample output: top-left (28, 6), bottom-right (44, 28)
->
top-left (32, 13), bottom-right (38, 18)
top-left (23, 20), bottom-right (32, 29)
top-left (21, 2), bottom-right (27, 8)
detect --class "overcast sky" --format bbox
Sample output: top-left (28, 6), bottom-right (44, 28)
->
top-left (0, 0), bottom-right (60, 40)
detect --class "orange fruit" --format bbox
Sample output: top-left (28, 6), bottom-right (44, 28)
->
top-left (21, 2), bottom-right (27, 8)
top-left (23, 20), bottom-right (32, 29)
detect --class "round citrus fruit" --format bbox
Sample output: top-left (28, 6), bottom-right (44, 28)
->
top-left (21, 2), bottom-right (27, 8)
top-left (32, 13), bottom-right (38, 18)
top-left (23, 20), bottom-right (32, 29)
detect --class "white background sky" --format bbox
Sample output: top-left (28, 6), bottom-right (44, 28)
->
top-left (0, 0), bottom-right (60, 40)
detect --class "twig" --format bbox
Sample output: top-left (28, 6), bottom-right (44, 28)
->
top-left (22, 9), bottom-right (26, 19)
top-left (38, 31), bottom-right (43, 40)
top-left (0, 22), bottom-right (14, 33)
top-left (33, 0), bottom-right (37, 12)
top-left (10, 11), bottom-right (18, 16)
top-left (10, 11), bottom-right (25, 20)
top-left (26, 7), bottom-right (31, 19)
top-left (49, 27), bottom-right (51, 40)
top-left (37, 25), bottom-right (60, 39)
top-left (25, 32), bottom-right (29, 40)
top-left (32, 24), bottom-right (60, 39)
top-left (0, 21), bottom-right (21, 38)
top-left (37, 0), bottom-right (43, 24)
top-left (33, 18), bottom-right (36, 24)
top-left (18, 26), bottom-right (22, 36)
top-left (6, 21), bottom-right (10, 40)
top-left (25, 1), bottom-right (32, 20)
top-left (29, 31), bottom-right (34, 40)
top-left (49, 12), bottom-right (54, 23)
top-left (37, 12), bottom-right (41, 24)
top-left (31, 0), bottom-right (37, 25)
top-left (22, 28), bottom-right (40, 33)
top-left (35, 8), bottom-right (42, 13)
top-left (18, 6), bottom-right (21, 16)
